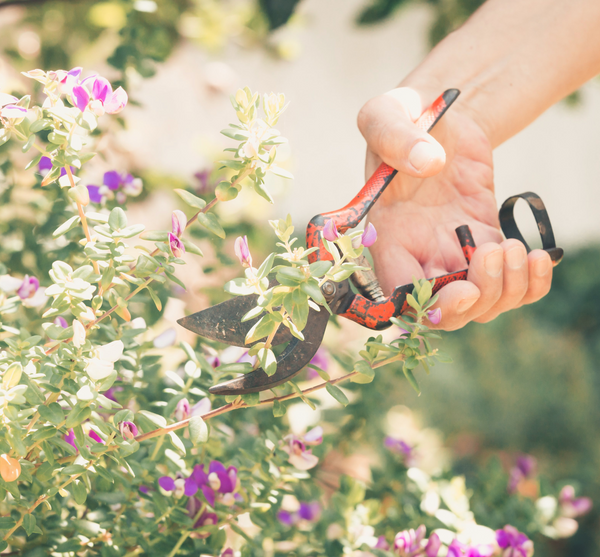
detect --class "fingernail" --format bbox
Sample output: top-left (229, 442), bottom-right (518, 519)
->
top-left (409, 142), bottom-right (437, 172)
top-left (506, 247), bottom-right (526, 270)
top-left (534, 256), bottom-right (551, 276)
top-left (457, 297), bottom-right (477, 314)
top-left (484, 249), bottom-right (503, 277)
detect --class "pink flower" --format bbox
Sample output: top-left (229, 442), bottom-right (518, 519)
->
top-left (427, 308), bottom-right (442, 325)
top-left (104, 86), bottom-right (128, 114)
top-left (361, 223), bottom-right (377, 247)
top-left (119, 421), bottom-right (138, 440)
top-left (175, 398), bottom-right (191, 421)
top-left (88, 430), bottom-right (104, 444)
top-left (169, 233), bottom-right (185, 258)
top-left (17, 275), bottom-right (39, 300)
top-left (54, 316), bottom-right (68, 329)
top-left (72, 84), bottom-right (90, 112)
top-left (64, 429), bottom-right (77, 450)
top-left (282, 426), bottom-right (323, 470)
top-left (234, 236), bottom-right (252, 268)
top-left (495, 525), bottom-right (534, 557)
top-left (172, 210), bottom-right (187, 237)
top-left (322, 219), bottom-right (341, 242)
top-left (559, 485), bottom-right (593, 518)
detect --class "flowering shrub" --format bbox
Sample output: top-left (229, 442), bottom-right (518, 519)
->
top-left (0, 67), bottom-right (592, 556)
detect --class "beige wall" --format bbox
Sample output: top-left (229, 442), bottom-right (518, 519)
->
top-left (122, 0), bottom-right (600, 249)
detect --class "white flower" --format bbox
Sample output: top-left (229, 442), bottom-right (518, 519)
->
top-left (85, 340), bottom-right (124, 381)
top-left (72, 320), bottom-right (86, 348)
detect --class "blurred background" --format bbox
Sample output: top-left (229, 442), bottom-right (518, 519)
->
top-left (1, 0), bottom-right (599, 554)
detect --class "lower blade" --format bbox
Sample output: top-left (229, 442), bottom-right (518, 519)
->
top-left (208, 307), bottom-right (329, 395)
top-left (177, 294), bottom-right (292, 348)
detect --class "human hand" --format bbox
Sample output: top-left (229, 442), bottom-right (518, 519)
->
top-left (357, 88), bottom-right (553, 330)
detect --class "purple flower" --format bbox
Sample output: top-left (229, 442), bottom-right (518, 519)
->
top-left (139, 485), bottom-right (149, 494)
top-left (283, 426), bottom-right (323, 470)
top-left (172, 210), bottom-right (187, 237)
top-left (508, 454), bottom-right (537, 494)
top-left (361, 223), bottom-right (377, 247)
top-left (64, 429), bottom-right (77, 450)
top-left (39, 156), bottom-right (53, 175)
top-left (427, 308), bottom-right (442, 325)
top-left (307, 347), bottom-right (328, 379)
top-left (384, 437), bottom-right (413, 458)
top-left (277, 501), bottom-right (321, 526)
top-left (234, 236), bottom-right (252, 268)
top-left (169, 233), bottom-right (185, 258)
top-left (159, 476), bottom-right (176, 491)
top-left (104, 170), bottom-right (122, 190)
top-left (447, 540), bottom-right (493, 557)
top-left (175, 398), bottom-right (191, 421)
top-left (1, 104), bottom-right (28, 119)
top-left (398, 327), bottom-right (411, 338)
top-left (186, 497), bottom-right (218, 536)
top-left (72, 85), bottom-right (90, 112)
top-left (194, 168), bottom-right (213, 194)
top-left (395, 525), bottom-right (426, 556)
top-left (119, 421), bottom-right (138, 440)
top-left (425, 533), bottom-right (441, 557)
top-left (17, 275), bottom-right (39, 300)
top-left (322, 219), bottom-right (341, 242)
top-left (92, 76), bottom-right (112, 104)
top-left (375, 536), bottom-right (390, 550)
top-left (559, 485), bottom-right (593, 518)
top-left (277, 509), bottom-right (294, 526)
top-left (87, 185), bottom-right (103, 204)
top-left (54, 316), bottom-right (68, 329)
top-left (88, 430), bottom-right (104, 444)
top-left (496, 525), bottom-right (534, 557)
top-left (221, 549), bottom-right (234, 557)
top-left (191, 398), bottom-right (212, 417)
top-left (298, 501), bottom-right (321, 521)
top-left (182, 461), bottom-right (239, 507)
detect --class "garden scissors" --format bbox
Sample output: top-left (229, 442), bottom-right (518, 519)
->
top-left (178, 90), bottom-right (563, 395)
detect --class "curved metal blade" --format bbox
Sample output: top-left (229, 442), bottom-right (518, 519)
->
top-left (177, 294), bottom-right (293, 348)
top-left (208, 306), bottom-right (329, 395)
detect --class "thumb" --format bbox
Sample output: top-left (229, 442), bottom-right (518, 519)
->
top-left (357, 87), bottom-right (446, 177)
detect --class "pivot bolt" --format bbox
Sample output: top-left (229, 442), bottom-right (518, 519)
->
top-left (322, 281), bottom-right (335, 296)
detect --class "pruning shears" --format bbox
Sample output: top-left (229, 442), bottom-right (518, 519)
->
top-left (178, 89), bottom-right (563, 396)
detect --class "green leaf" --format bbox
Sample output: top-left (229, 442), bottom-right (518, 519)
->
top-left (108, 207), bottom-right (127, 231)
top-left (403, 364), bottom-right (421, 394)
top-left (258, 347), bottom-right (277, 376)
top-left (137, 410), bottom-right (167, 428)
top-left (196, 213), bottom-right (225, 238)
top-left (30, 118), bottom-right (53, 133)
top-left (189, 415), bottom-right (208, 444)
top-left (174, 188), bottom-right (206, 209)
top-left (242, 305), bottom-right (264, 322)
top-left (216, 362), bottom-right (253, 374)
top-left (325, 383), bottom-right (349, 406)
top-left (53, 215), bottom-right (80, 238)
top-left (168, 431), bottom-right (186, 455)
top-left (0, 517), bottom-right (16, 530)
top-left (272, 400), bottom-right (286, 417)
top-left (300, 280), bottom-right (328, 308)
top-left (22, 513), bottom-right (36, 536)
top-left (0, 128), bottom-right (11, 147)
top-left (113, 409), bottom-right (134, 424)
top-left (71, 480), bottom-right (87, 505)
top-left (65, 405), bottom-right (92, 429)
top-left (245, 314), bottom-right (277, 344)
top-left (140, 230), bottom-right (169, 241)
top-left (406, 294), bottom-right (421, 312)
top-left (147, 287), bottom-right (162, 311)
top-left (309, 260), bottom-right (333, 277)
top-left (307, 364), bottom-right (330, 381)
top-left (276, 266), bottom-right (306, 284)
top-left (351, 360), bottom-right (375, 384)
top-left (417, 280), bottom-right (433, 306)
top-left (181, 239), bottom-right (203, 256)
top-left (257, 253), bottom-right (276, 279)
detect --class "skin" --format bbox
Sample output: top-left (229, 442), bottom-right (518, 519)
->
top-left (358, 0), bottom-right (600, 330)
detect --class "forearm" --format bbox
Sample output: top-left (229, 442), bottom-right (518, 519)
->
top-left (402, 0), bottom-right (600, 147)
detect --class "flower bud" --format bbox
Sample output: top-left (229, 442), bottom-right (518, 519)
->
top-left (322, 219), bottom-right (341, 242)
top-left (175, 398), bottom-right (191, 422)
top-left (168, 233), bottom-right (185, 258)
top-left (3, 362), bottom-right (22, 389)
top-left (427, 308), bottom-right (442, 325)
top-left (361, 223), bottom-right (377, 247)
top-left (234, 236), bottom-right (252, 268)
top-left (119, 421), bottom-right (139, 440)
top-left (171, 210), bottom-right (187, 237)
top-left (68, 184), bottom-right (90, 206)
top-left (0, 454), bottom-right (21, 483)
